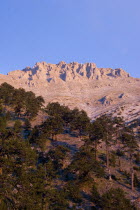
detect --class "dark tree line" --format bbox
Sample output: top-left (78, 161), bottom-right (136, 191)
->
top-left (0, 82), bottom-right (44, 119)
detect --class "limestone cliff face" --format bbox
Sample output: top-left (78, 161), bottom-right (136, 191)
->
top-left (0, 61), bottom-right (140, 121)
top-left (7, 61), bottom-right (130, 83)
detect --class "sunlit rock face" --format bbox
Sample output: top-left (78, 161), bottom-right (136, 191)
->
top-left (0, 61), bottom-right (140, 122)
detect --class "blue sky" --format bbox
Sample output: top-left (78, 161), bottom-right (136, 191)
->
top-left (0, 0), bottom-right (140, 78)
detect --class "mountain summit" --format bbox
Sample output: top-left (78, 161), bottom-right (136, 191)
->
top-left (8, 61), bottom-right (130, 82)
top-left (0, 61), bottom-right (140, 121)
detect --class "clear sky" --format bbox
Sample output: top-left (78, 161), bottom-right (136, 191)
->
top-left (0, 0), bottom-right (140, 78)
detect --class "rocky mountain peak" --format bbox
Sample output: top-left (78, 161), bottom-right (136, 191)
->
top-left (6, 61), bottom-right (130, 82)
top-left (1, 61), bottom-right (139, 122)
top-left (11, 61), bottom-right (130, 82)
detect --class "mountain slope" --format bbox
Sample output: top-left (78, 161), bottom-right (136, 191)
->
top-left (0, 61), bottom-right (140, 121)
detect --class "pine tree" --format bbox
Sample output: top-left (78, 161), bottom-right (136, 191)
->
top-left (121, 129), bottom-right (138, 191)
top-left (101, 188), bottom-right (135, 210)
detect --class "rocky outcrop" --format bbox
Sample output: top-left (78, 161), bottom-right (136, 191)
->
top-left (99, 96), bottom-right (114, 106)
top-left (7, 61), bottom-right (130, 83)
top-left (0, 61), bottom-right (140, 121)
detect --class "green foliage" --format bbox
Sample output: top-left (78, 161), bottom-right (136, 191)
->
top-left (89, 119), bottom-right (104, 141)
top-left (134, 152), bottom-right (140, 164)
top-left (36, 95), bottom-right (45, 108)
top-left (121, 132), bottom-right (138, 154)
top-left (70, 109), bottom-right (90, 137)
top-left (13, 88), bottom-right (26, 116)
top-left (45, 160), bottom-right (58, 180)
top-left (37, 133), bottom-right (49, 151)
top-left (5, 111), bottom-right (11, 121)
top-left (46, 102), bottom-right (64, 117)
top-left (46, 145), bottom-right (70, 171)
top-left (64, 181), bottom-right (82, 203)
top-left (0, 136), bottom-right (42, 209)
top-left (0, 83), bottom-right (44, 119)
top-left (93, 115), bottom-right (116, 162)
top-left (46, 103), bottom-right (90, 137)
top-left (24, 118), bottom-right (31, 139)
top-left (0, 116), bottom-right (7, 133)
top-left (46, 189), bottom-right (68, 209)
top-left (116, 149), bottom-right (125, 157)
top-left (68, 146), bottom-right (105, 180)
top-left (42, 115), bottom-right (64, 139)
top-left (0, 99), bottom-right (137, 209)
top-left (0, 200), bottom-right (9, 210)
top-left (24, 91), bottom-right (43, 119)
top-left (134, 173), bottom-right (140, 188)
top-left (91, 183), bottom-right (101, 205)
top-left (101, 188), bottom-right (135, 210)
top-left (0, 82), bottom-right (15, 105)
top-left (13, 120), bottom-right (22, 134)
top-left (88, 117), bottom-right (111, 160)
top-left (0, 100), bottom-right (4, 114)
top-left (29, 125), bottom-right (50, 150)
top-left (24, 118), bottom-right (31, 129)
top-left (109, 152), bottom-right (117, 167)
top-left (95, 115), bottom-right (116, 144)
top-left (29, 125), bottom-right (40, 144)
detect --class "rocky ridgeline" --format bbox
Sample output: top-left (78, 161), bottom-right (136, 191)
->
top-left (0, 61), bottom-right (140, 121)
top-left (7, 61), bottom-right (130, 82)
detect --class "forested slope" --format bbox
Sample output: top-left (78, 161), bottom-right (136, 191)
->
top-left (0, 83), bottom-right (140, 209)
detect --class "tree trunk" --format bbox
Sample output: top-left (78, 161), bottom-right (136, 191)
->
top-left (130, 155), bottom-right (134, 191)
top-left (117, 140), bottom-right (122, 171)
top-left (95, 140), bottom-right (97, 161)
top-left (108, 168), bottom-right (112, 181)
top-left (106, 144), bottom-right (109, 169)
top-left (106, 143), bottom-right (112, 181)
top-left (131, 168), bottom-right (134, 191)
top-left (118, 156), bottom-right (122, 171)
